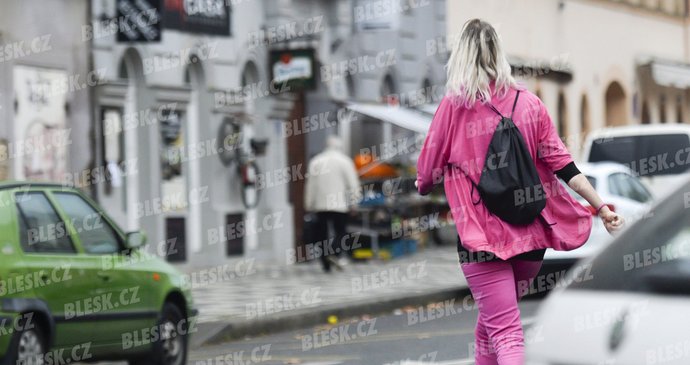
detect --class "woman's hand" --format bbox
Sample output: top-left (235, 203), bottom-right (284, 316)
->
top-left (599, 206), bottom-right (624, 234)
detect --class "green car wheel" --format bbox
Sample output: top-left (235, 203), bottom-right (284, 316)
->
top-left (4, 316), bottom-right (47, 365)
top-left (129, 303), bottom-right (187, 365)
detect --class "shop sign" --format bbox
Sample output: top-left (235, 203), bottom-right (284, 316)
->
top-left (269, 49), bottom-right (316, 91)
top-left (162, 0), bottom-right (231, 35)
top-left (116, 0), bottom-right (162, 42)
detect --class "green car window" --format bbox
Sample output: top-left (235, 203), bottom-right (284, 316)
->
top-left (15, 192), bottom-right (75, 254)
top-left (53, 192), bottom-right (122, 254)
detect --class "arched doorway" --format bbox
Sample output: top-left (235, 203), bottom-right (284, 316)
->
top-left (605, 81), bottom-right (627, 126)
top-left (380, 73), bottom-right (397, 102)
top-left (557, 92), bottom-right (568, 139)
top-left (241, 61), bottom-right (260, 114)
top-left (659, 95), bottom-right (667, 123)
top-left (580, 94), bottom-right (590, 143)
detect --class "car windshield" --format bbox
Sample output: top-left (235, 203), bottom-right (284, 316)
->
top-left (588, 134), bottom-right (690, 177)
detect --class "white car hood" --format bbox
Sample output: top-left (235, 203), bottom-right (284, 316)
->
top-left (527, 289), bottom-right (690, 364)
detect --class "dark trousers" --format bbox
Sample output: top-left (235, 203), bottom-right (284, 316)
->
top-left (314, 211), bottom-right (348, 271)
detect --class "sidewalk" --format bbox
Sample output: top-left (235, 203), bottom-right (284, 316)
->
top-left (188, 246), bottom-right (469, 347)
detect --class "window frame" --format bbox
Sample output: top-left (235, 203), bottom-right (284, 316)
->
top-left (50, 190), bottom-right (127, 255)
top-left (607, 172), bottom-right (652, 203)
top-left (14, 191), bottom-right (77, 255)
top-left (607, 172), bottom-right (625, 197)
top-left (621, 173), bottom-right (652, 203)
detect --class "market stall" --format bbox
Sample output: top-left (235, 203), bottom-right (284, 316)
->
top-left (339, 102), bottom-right (455, 260)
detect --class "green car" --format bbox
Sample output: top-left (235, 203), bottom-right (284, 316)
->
top-left (0, 182), bottom-right (196, 365)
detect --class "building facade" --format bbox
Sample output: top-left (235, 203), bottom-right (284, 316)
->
top-left (0, 0), bottom-right (447, 268)
top-left (0, 0), bottom-right (92, 188)
top-left (89, 0), bottom-right (299, 268)
top-left (448, 0), bottom-right (690, 157)
top-left (85, 0), bottom-right (448, 267)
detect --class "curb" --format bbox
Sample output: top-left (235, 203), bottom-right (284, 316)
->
top-left (192, 285), bottom-right (471, 348)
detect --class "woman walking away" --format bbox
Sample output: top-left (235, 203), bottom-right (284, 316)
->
top-left (416, 19), bottom-right (623, 365)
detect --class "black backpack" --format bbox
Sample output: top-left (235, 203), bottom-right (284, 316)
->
top-left (455, 91), bottom-right (546, 226)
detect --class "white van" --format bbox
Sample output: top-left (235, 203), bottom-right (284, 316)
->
top-left (581, 124), bottom-right (690, 198)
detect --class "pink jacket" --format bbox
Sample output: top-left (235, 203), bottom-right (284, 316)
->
top-left (416, 85), bottom-right (592, 259)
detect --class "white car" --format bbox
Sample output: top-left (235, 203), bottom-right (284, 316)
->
top-left (526, 177), bottom-right (690, 365)
top-left (543, 162), bottom-right (653, 263)
top-left (582, 124), bottom-right (690, 198)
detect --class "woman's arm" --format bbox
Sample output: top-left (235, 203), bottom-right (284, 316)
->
top-left (566, 174), bottom-right (624, 234)
top-left (535, 98), bottom-right (624, 234)
top-left (416, 99), bottom-right (453, 195)
top-left (537, 100), bottom-right (624, 233)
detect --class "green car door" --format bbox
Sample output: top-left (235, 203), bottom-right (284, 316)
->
top-left (50, 191), bottom-right (158, 353)
top-left (12, 190), bottom-right (97, 348)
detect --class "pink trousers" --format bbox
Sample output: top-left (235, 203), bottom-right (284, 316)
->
top-left (461, 259), bottom-right (543, 365)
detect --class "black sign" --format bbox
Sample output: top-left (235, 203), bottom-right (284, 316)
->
top-left (162, 0), bottom-right (231, 35)
top-left (116, 0), bottom-right (162, 42)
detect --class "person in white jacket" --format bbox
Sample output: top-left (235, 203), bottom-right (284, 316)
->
top-left (304, 135), bottom-right (361, 272)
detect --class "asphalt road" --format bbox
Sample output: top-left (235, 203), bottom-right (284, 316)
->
top-left (186, 297), bottom-right (543, 365)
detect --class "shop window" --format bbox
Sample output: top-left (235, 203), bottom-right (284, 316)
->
top-left (160, 109), bottom-right (187, 212)
top-left (101, 108), bottom-right (125, 195)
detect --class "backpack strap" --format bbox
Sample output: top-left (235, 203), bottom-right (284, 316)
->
top-left (487, 103), bottom-right (504, 118)
top-left (510, 90), bottom-right (521, 119)
top-left (487, 90), bottom-right (521, 119)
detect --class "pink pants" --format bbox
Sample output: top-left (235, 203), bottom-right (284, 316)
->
top-left (461, 259), bottom-right (543, 365)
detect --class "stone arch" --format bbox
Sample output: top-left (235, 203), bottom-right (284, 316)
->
top-left (241, 60), bottom-right (260, 87)
top-left (605, 81), bottom-right (627, 126)
top-left (119, 47), bottom-right (146, 87)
